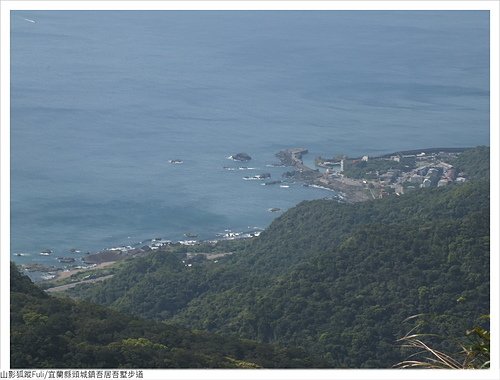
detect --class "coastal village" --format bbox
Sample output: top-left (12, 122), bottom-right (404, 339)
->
top-left (277, 147), bottom-right (468, 203)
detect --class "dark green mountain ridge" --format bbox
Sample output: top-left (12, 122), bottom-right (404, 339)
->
top-left (10, 263), bottom-right (325, 368)
top-left (17, 146), bottom-right (490, 368)
top-left (67, 147), bottom-right (490, 367)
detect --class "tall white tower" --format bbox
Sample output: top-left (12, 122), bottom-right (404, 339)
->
top-left (340, 159), bottom-right (344, 172)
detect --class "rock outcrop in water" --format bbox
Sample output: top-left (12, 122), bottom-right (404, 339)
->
top-left (230, 153), bottom-right (252, 161)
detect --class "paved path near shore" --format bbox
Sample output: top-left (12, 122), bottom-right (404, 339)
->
top-left (56, 261), bottom-right (117, 280)
top-left (45, 275), bottom-right (114, 293)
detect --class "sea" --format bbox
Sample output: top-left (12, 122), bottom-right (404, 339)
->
top-left (10, 11), bottom-right (490, 272)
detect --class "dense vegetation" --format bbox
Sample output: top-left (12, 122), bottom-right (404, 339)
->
top-left (66, 147), bottom-right (490, 368)
top-left (450, 145), bottom-right (490, 180)
top-left (16, 146), bottom-right (489, 368)
top-left (396, 314), bottom-right (490, 369)
top-left (10, 263), bottom-right (324, 368)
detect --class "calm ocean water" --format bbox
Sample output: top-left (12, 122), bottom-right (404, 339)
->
top-left (10, 11), bottom-right (489, 268)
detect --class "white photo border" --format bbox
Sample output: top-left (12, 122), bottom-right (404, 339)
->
top-left (1, 1), bottom-right (498, 379)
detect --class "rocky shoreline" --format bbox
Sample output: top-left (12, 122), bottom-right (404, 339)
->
top-left (275, 148), bottom-right (370, 203)
top-left (20, 146), bottom-right (469, 284)
top-left (17, 148), bottom-right (368, 281)
top-left (19, 228), bottom-right (264, 283)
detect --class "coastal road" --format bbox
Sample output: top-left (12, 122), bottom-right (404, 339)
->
top-left (45, 274), bottom-right (114, 293)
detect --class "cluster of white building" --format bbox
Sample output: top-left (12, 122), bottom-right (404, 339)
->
top-left (387, 153), bottom-right (467, 194)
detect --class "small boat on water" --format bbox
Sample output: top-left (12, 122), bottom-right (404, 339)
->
top-left (39, 249), bottom-right (52, 256)
top-left (169, 159), bottom-right (184, 164)
top-left (268, 207), bottom-right (281, 212)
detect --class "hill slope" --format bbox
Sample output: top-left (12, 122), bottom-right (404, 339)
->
top-left (67, 147), bottom-right (490, 367)
top-left (10, 263), bottom-right (324, 368)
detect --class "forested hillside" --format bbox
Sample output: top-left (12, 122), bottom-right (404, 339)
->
top-left (10, 263), bottom-right (325, 368)
top-left (64, 147), bottom-right (491, 367)
top-left (450, 145), bottom-right (489, 180)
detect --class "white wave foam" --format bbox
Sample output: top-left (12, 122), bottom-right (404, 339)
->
top-left (310, 184), bottom-right (336, 192)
